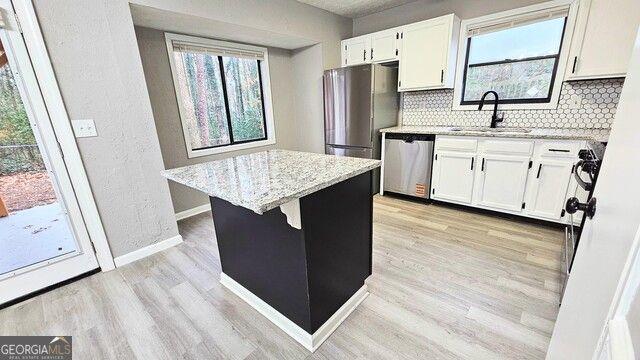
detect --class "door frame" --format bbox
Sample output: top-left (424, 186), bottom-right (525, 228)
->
top-left (9, 1), bottom-right (115, 271)
top-left (595, 225), bottom-right (640, 359)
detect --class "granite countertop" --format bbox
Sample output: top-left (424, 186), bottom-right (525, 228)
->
top-left (380, 125), bottom-right (610, 142)
top-left (162, 150), bottom-right (381, 214)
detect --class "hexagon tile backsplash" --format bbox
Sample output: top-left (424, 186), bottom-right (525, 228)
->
top-left (401, 79), bottom-right (624, 132)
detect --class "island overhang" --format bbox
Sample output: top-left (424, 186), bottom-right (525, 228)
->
top-left (161, 149), bottom-right (381, 214)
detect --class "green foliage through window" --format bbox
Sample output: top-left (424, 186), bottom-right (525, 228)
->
top-left (0, 63), bottom-right (45, 175)
top-left (173, 48), bottom-right (266, 151)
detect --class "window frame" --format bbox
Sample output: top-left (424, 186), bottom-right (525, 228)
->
top-left (164, 33), bottom-right (276, 158)
top-left (452, 0), bottom-right (579, 111)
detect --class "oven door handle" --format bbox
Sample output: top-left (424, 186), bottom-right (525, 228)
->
top-left (566, 197), bottom-right (597, 219)
top-left (574, 160), bottom-right (594, 192)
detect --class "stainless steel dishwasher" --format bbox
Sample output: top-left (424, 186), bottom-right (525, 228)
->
top-left (383, 133), bottom-right (435, 199)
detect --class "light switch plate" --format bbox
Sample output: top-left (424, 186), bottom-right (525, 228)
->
top-left (71, 119), bottom-right (97, 138)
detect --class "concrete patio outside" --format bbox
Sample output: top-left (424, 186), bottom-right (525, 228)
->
top-left (0, 202), bottom-right (76, 275)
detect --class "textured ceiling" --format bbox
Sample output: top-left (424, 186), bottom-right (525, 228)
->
top-left (295, 0), bottom-right (418, 18)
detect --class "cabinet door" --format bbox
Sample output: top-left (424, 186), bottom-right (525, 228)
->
top-left (431, 151), bottom-right (476, 204)
top-left (398, 16), bottom-right (449, 91)
top-left (342, 35), bottom-right (371, 67)
top-left (371, 28), bottom-right (399, 63)
top-left (566, 0), bottom-right (640, 79)
top-left (525, 159), bottom-right (574, 220)
top-left (474, 154), bottom-right (530, 212)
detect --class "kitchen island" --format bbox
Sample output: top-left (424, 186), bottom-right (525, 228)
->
top-left (162, 150), bottom-right (380, 352)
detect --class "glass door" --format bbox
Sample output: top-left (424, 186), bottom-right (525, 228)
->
top-left (0, 0), bottom-right (98, 304)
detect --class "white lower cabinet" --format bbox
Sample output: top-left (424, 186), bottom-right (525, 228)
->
top-left (525, 159), bottom-right (575, 221)
top-left (474, 154), bottom-right (531, 212)
top-left (431, 151), bottom-right (475, 204)
top-left (430, 136), bottom-right (585, 224)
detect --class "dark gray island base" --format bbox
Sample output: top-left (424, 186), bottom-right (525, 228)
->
top-left (162, 150), bottom-right (381, 351)
top-left (211, 171), bottom-right (373, 351)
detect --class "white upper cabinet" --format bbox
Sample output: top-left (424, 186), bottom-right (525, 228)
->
top-left (370, 28), bottom-right (400, 63)
top-left (566, 0), bottom-right (640, 80)
top-left (398, 14), bottom-right (460, 91)
top-left (340, 14), bottom-right (460, 89)
top-left (341, 35), bottom-right (371, 67)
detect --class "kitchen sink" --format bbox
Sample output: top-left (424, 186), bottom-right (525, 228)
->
top-left (449, 127), bottom-right (532, 133)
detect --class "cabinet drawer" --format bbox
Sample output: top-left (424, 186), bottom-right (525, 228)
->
top-left (435, 137), bottom-right (477, 152)
top-left (537, 141), bottom-right (583, 158)
top-left (479, 139), bottom-right (533, 156)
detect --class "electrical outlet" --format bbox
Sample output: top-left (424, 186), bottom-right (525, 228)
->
top-left (71, 119), bottom-right (98, 138)
top-left (568, 94), bottom-right (582, 109)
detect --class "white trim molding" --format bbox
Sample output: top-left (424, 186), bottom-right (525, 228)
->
top-left (451, 0), bottom-right (578, 111)
top-left (220, 272), bottom-right (369, 352)
top-left (176, 203), bottom-right (211, 221)
top-left (606, 319), bottom-right (636, 360)
top-left (15, 0), bottom-right (115, 271)
top-left (113, 235), bottom-right (183, 267)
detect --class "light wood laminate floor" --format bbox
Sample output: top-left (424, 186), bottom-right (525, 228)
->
top-left (0, 195), bottom-right (564, 359)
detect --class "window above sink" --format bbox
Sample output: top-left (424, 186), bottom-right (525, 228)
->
top-left (452, 0), bottom-right (580, 111)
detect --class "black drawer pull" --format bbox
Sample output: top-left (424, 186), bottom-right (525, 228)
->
top-left (470, 157), bottom-right (474, 170)
top-left (536, 163), bottom-right (542, 178)
top-left (481, 158), bottom-right (485, 171)
top-left (549, 149), bottom-right (570, 153)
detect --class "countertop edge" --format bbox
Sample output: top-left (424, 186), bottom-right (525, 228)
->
top-left (379, 126), bottom-right (608, 142)
top-left (161, 161), bottom-right (381, 215)
top-left (254, 161), bottom-right (380, 213)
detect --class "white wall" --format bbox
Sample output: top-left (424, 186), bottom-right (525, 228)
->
top-left (352, 0), bottom-right (548, 35)
top-left (32, 0), bottom-right (179, 258)
top-left (135, 26), bottom-right (297, 213)
top-left (546, 30), bottom-right (640, 359)
top-left (131, 0), bottom-right (352, 69)
top-left (31, 0), bottom-right (350, 257)
top-left (292, 45), bottom-right (326, 153)
top-left (130, 0), bottom-right (352, 158)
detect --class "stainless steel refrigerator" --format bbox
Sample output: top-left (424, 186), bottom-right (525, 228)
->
top-left (323, 64), bottom-right (399, 193)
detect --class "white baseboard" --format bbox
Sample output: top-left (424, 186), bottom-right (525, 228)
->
top-left (220, 272), bottom-right (368, 352)
top-left (175, 203), bottom-right (211, 221)
top-left (113, 234), bottom-right (183, 267)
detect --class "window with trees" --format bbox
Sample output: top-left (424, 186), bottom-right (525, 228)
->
top-left (166, 34), bottom-right (275, 157)
top-left (453, 4), bottom-right (575, 110)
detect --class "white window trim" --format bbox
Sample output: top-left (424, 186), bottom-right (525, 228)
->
top-left (452, 0), bottom-right (579, 111)
top-left (164, 33), bottom-right (276, 158)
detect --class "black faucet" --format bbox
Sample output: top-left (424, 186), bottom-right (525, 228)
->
top-left (478, 91), bottom-right (503, 128)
